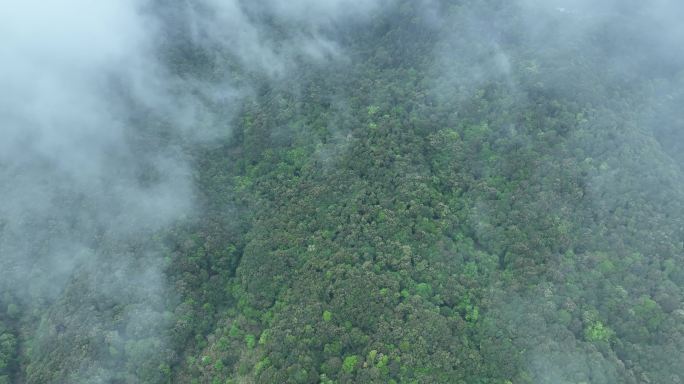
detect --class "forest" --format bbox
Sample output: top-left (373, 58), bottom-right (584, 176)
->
top-left (1, 0), bottom-right (684, 383)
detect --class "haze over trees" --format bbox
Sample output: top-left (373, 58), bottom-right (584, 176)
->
top-left (1, 0), bottom-right (684, 383)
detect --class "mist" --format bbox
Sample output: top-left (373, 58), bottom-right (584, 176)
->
top-left (419, 1), bottom-right (684, 382)
top-left (0, 0), bottom-right (389, 381)
top-left (1, 0), bottom-right (684, 383)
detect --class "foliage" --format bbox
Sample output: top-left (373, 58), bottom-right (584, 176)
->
top-left (5, 1), bottom-right (684, 383)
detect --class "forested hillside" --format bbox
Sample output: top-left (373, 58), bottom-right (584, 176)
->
top-left (2, 1), bottom-right (684, 383)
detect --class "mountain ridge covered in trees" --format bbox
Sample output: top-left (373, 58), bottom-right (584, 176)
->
top-left (1, 0), bottom-right (684, 383)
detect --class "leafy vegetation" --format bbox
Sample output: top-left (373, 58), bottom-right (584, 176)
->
top-left (2, 0), bottom-right (684, 383)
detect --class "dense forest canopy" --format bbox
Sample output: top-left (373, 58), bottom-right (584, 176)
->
top-left (1, 0), bottom-right (684, 383)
